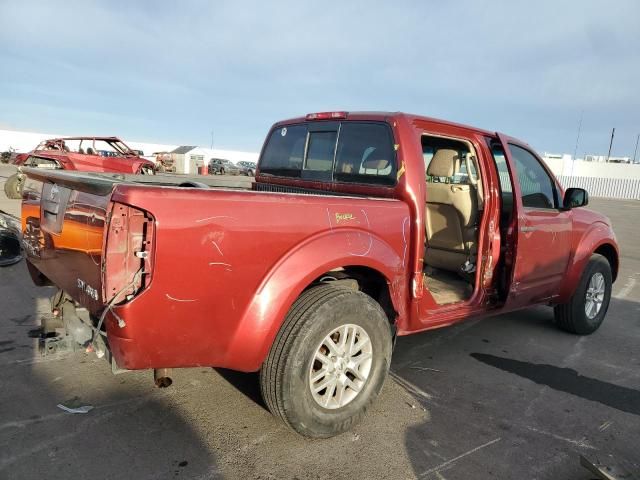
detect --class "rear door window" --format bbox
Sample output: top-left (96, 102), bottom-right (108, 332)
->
top-left (486, 139), bottom-right (515, 220)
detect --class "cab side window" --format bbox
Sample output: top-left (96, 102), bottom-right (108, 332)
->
top-left (508, 144), bottom-right (558, 209)
top-left (334, 122), bottom-right (396, 185)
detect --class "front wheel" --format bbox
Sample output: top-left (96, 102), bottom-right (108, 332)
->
top-left (554, 254), bottom-right (612, 335)
top-left (260, 285), bottom-right (392, 438)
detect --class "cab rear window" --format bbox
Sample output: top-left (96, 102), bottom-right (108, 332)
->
top-left (259, 121), bottom-right (396, 186)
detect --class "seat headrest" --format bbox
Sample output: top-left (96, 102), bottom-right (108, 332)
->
top-left (363, 156), bottom-right (390, 170)
top-left (427, 149), bottom-right (459, 177)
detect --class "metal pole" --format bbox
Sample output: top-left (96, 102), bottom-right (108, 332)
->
top-left (573, 110), bottom-right (583, 160)
top-left (633, 133), bottom-right (639, 163)
top-left (606, 127), bottom-right (615, 162)
top-left (210, 130), bottom-right (214, 150)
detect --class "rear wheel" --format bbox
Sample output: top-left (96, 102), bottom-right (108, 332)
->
top-left (4, 173), bottom-right (24, 199)
top-left (554, 254), bottom-right (612, 335)
top-left (260, 285), bottom-right (392, 438)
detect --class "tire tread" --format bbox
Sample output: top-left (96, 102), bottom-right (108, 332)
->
top-left (554, 254), bottom-right (611, 335)
top-left (260, 285), bottom-right (347, 426)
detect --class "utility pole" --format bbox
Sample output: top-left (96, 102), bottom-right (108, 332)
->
top-left (634, 133), bottom-right (639, 164)
top-left (210, 130), bottom-right (214, 150)
top-left (573, 110), bottom-right (583, 160)
top-left (606, 127), bottom-right (615, 162)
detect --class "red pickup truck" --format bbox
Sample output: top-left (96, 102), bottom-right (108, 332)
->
top-left (21, 112), bottom-right (619, 438)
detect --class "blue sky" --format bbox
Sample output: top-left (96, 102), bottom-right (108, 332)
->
top-left (0, 0), bottom-right (638, 157)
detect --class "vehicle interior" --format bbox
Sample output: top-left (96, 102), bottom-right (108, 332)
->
top-left (422, 135), bottom-right (485, 305)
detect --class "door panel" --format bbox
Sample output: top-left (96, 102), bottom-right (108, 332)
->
top-left (497, 133), bottom-right (571, 307)
top-left (513, 208), bottom-right (571, 299)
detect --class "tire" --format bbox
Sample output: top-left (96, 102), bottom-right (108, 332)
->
top-left (220, 168), bottom-right (225, 175)
top-left (248, 169), bottom-right (255, 177)
top-left (4, 173), bottom-right (24, 199)
top-left (554, 254), bottom-right (612, 335)
top-left (260, 285), bottom-right (392, 438)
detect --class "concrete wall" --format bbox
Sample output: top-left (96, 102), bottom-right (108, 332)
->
top-left (542, 156), bottom-right (640, 179)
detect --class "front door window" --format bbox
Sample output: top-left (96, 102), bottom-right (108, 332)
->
top-left (509, 144), bottom-right (558, 210)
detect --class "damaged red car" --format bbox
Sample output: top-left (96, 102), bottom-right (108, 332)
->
top-left (5, 136), bottom-right (155, 199)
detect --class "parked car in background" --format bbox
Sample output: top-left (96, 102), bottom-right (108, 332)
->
top-left (237, 161), bottom-right (257, 176)
top-left (5, 136), bottom-right (156, 199)
top-left (208, 158), bottom-right (240, 175)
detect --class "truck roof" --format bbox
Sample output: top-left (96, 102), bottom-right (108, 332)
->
top-left (273, 111), bottom-right (496, 138)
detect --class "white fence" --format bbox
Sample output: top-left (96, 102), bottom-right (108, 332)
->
top-left (557, 175), bottom-right (640, 200)
top-left (497, 172), bottom-right (640, 200)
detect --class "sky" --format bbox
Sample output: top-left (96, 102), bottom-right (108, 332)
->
top-left (0, 0), bottom-right (639, 157)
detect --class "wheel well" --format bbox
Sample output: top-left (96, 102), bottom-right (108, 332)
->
top-left (594, 243), bottom-right (618, 282)
top-left (310, 266), bottom-right (398, 326)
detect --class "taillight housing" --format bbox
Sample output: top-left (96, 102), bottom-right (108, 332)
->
top-left (305, 111), bottom-right (348, 120)
top-left (102, 202), bottom-right (154, 304)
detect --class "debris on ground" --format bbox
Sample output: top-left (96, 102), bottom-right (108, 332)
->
top-left (57, 396), bottom-right (95, 414)
top-left (57, 404), bottom-right (94, 414)
top-left (580, 453), bottom-right (638, 480)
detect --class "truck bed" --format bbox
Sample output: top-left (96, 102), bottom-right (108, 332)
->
top-left (21, 167), bottom-right (410, 371)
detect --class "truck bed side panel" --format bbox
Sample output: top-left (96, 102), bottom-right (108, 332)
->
top-left (106, 186), bottom-right (410, 371)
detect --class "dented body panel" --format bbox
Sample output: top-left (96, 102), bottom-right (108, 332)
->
top-left (106, 186), bottom-right (409, 370)
top-left (21, 112), bottom-right (619, 373)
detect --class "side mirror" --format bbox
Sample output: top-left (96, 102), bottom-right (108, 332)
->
top-left (563, 187), bottom-right (589, 210)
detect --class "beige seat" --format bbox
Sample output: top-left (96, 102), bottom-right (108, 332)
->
top-left (425, 149), bottom-right (478, 271)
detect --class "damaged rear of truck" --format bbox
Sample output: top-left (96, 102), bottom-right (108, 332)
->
top-left (21, 115), bottom-right (415, 437)
top-left (23, 168), bottom-right (409, 369)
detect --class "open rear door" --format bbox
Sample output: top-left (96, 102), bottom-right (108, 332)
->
top-left (496, 133), bottom-right (572, 308)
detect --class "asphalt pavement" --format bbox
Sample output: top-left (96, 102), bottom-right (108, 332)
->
top-left (0, 163), bottom-right (638, 479)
